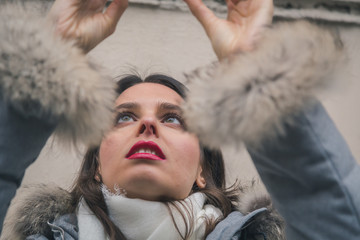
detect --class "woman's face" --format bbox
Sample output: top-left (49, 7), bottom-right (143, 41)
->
top-left (98, 83), bottom-right (205, 201)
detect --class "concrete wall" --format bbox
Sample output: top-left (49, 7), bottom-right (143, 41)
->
top-left (21, 4), bottom-right (360, 192)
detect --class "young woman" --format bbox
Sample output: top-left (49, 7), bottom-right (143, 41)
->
top-left (1, 0), bottom-right (359, 239)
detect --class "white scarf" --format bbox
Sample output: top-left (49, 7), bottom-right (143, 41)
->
top-left (77, 187), bottom-right (222, 240)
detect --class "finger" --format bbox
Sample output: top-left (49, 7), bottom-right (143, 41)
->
top-left (105, 0), bottom-right (128, 25)
top-left (234, 0), bottom-right (253, 17)
top-left (231, 0), bottom-right (249, 5)
top-left (84, 0), bottom-right (108, 12)
top-left (183, 0), bottom-right (218, 33)
top-left (225, 0), bottom-right (236, 12)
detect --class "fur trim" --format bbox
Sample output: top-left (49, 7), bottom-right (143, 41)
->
top-left (1, 184), bottom-right (74, 240)
top-left (183, 21), bottom-right (345, 148)
top-left (0, 2), bottom-right (115, 146)
top-left (2, 183), bottom-right (284, 240)
top-left (236, 181), bottom-right (285, 240)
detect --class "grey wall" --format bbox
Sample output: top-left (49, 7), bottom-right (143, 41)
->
top-left (21, 5), bottom-right (360, 193)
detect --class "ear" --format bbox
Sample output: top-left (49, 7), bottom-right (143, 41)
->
top-left (195, 167), bottom-right (206, 189)
top-left (95, 165), bottom-right (102, 182)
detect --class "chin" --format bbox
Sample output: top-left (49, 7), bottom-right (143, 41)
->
top-left (119, 167), bottom-right (188, 200)
top-left (123, 176), bottom-right (169, 200)
top-left (125, 186), bottom-right (169, 201)
top-left (124, 179), bottom-right (186, 201)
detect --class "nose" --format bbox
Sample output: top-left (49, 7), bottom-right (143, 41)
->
top-left (137, 117), bottom-right (158, 137)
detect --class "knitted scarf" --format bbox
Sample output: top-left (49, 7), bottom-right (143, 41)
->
top-left (77, 187), bottom-right (222, 240)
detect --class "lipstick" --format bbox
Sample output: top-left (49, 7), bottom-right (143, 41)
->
top-left (126, 141), bottom-right (166, 161)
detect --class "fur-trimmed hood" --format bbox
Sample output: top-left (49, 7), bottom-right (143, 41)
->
top-left (1, 183), bottom-right (284, 240)
top-left (1, 185), bottom-right (74, 240)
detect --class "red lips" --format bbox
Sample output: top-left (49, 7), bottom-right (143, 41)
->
top-left (126, 141), bottom-right (166, 161)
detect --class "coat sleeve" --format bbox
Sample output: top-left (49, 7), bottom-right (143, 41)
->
top-left (0, 2), bottom-right (115, 232)
top-left (0, 101), bottom-right (55, 232)
top-left (247, 101), bottom-right (360, 239)
top-left (182, 21), bottom-right (360, 239)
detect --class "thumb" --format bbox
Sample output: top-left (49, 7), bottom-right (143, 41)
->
top-left (104, 0), bottom-right (128, 28)
top-left (184, 0), bottom-right (218, 35)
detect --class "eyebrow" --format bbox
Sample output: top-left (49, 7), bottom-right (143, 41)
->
top-left (116, 102), bottom-right (140, 110)
top-left (158, 102), bottom-right (182, 113)
top-left (115, 102), bottom-right (182, 113)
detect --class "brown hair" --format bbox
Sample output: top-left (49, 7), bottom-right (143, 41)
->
top-left (70, 74), bottom-right (239, 240)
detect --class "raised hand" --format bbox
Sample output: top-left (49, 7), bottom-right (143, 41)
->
top-left (184, 0), bottom-right (273, 59)
top-left (48, 0), bottom-right (128, 53)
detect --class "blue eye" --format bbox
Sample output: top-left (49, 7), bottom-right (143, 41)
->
top-left (162, 113), bottom-right (185, 128)
top-left (164, 117), bottom-right (181, 125)
top-left (117, 113), bottom-right (135, 123)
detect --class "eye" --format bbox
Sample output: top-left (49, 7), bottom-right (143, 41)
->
top-left (164, 116), bottom-right (181, 125)
top-left (116, 112), bottom-right (135, 124)
top-left (162, 113), bottom-right (185, 128)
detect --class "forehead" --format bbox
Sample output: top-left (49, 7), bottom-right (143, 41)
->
top-left (115, 83), bottom-right (183, 106)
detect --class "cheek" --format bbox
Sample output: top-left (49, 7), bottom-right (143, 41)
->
top-left (98, 131), bottom-right (126, 172)
top-left (98, 132), bottom-right (130, 190)
top-left (99, 135), bottom-right (116, 165)
top-left (169, 134), bottom-right (202, 198)
top-left (170, 133), bottom-right (201, 174)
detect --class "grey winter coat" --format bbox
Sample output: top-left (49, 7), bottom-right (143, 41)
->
top-left (1, 2), bottom-right (359, 240)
